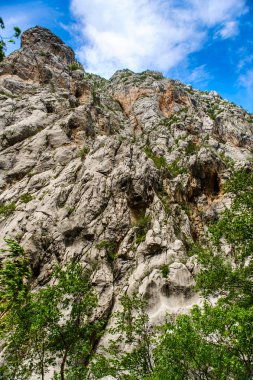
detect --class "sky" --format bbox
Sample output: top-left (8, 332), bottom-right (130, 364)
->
top-left (0, 0), bottom-right (253, 112)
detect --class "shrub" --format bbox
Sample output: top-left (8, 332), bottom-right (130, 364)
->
top-left (167, 158), bottom-right (187, 177)
top-left (68, 62), bottom-right (81, 71)
top-left (185, 141), bottom-right (199, 156)
top-left (160, 115), bottom-right (179, 128)
top-left (157, 184), bottom-right (171, 215)
top-left (0, 202), bottom-right (16, 216)
top-left (20, 193), bottom-right (33, 203)
top-left (180, 202), bottom-right (191, 216)
top-left (144, 147), bottom-right (167, 169)
top-left (133, 214), bottom-right (151, 244)
top-left (161, 264), bottom-right (170, 278)
top-left (77, 146), bottom-right (90, 160)
top-left (96, 240), bottom-right (118, 262)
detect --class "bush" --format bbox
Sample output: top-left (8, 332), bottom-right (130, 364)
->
top-left (77, 146), bottom-right (90, 160)
top-left (160, 115), bottom-right (179, 128)
top-left (20, 193), bottom-right (33, 203)
top-left (96, 240), bottom-right (118, 262)
top-left (68, 62), bottom-right (81, 71)
top-left (151, 303), bottom-right (253, 380)
top-left (161, 264), bottom-right (170, 278)
top-left (185, 141), bottom-right (199, 155)
top-left (133, 214), bottom-right (151, 244)
top-left (167, 158), bottom-right (186, 177)
top-left (144, 146), bottom-right (167, 169)
top-left (0, 202), bottom-right (16, 216)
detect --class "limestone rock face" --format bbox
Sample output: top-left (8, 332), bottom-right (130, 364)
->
top-left (0, 27), bottom-right (252, 340)
top-left (0, 26), bottom-right (81, 90)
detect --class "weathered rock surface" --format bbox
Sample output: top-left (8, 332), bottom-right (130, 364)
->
top-left (0, 26), bottom-right (252, 361)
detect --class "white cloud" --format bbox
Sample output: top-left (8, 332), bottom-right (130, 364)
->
top-left (237, 50), bottom-right (253, 71)
top-left (70, 0), bottom-right (247, 78)
top-left (239, 69), bottom-right (253, 90)
top-left (187, 0), bottom-right (247, 26)
top-left (187, 65), bottom-right (211, 85)
top-left (217, 21), bottom-right (239, 39)
top-left (238, 69), bottom-right (253, 112)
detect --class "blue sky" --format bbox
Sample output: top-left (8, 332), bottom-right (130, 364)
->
top-left (1, 0), bottom-right (253, 112)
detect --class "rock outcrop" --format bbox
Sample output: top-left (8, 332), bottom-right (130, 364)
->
top-left (0, 26), bottom-right (252, 342)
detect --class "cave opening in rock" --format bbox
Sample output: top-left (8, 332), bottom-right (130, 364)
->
top-left (75, 88), bottom-right (82, 98)
top-left (207, 172), bottom-right (220, 196)
top-left (45, 102), bottom-right (54, 113)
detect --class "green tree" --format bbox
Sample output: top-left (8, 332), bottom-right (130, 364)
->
top-left (0, 239), bottom-right (32, 379)
top-left (48, 263), bottom-right (102, 380)
top-left (150, 303), bottom-right (253, 380)
top-left (195, 169), bottom-right (253, 307)
top-left (92, 293), bottom-right (153, 380)
top-left (0, 17), bottom-right (21, 61)
top-left (0, 238), bottom-right (31, 315)
top-left (0, 241), bottom-right (102, 380)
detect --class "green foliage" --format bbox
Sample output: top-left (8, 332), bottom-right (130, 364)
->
top-left (167, 158), bottom-right (186, 177)
top-left (67, 206), bottom-right (75, 215)
top-left (223, 168), bottom-right (253, 193)
top-left (92, 168), bottom-right (253, 379)
top-left (210, 169), bottom-right (253, 259)
top-left (160, 115), bottom-right (179, 128)
top-left (185, 141), bottom-right (199, 155)
top-left (194, 169), bottom-right (253, 307)
top-left (199, 90), bottom-right (209, 95)
top-left (27, 170), bottom-right (36, 177)
top-left (247, 114), bottom-right (253, 123)
top-left (156, 184), bottom-right (171, 215)
top-left (133, 214), bottom-right (151, 244)
top-left (180, 201), bottom-right (191, 216)
top-left (150, 73), bottom-right (163, 81)
top-left (144, 146), bottom-right (167, 169)
top-left (91, 293), bottom-right (153, 379)
top-left (0, 239), bottom-right (31, 314)
top-left (20, 193), bottom-right (33, 203)
top-left (96, 240), bottom-right (118, 262)
top-left (121, 71), bottom-right (134, 82)
top-left (183, 87), bottom-right (194, 95)
top-left (0, 250), bottom-right (101, 380)
top-left (206, 103), bottom-right (221, 121)
top-left (92, 87), bottom-right (99, 105)
top-left (151, 303), bottom-right (253, 380)
top-left (0, 17), bottom-right (21, 61)
top-left (139, 70), bottom-right (163, 81)
top-left (0, 202), bottom-right (16, 216)
top-left (84, 72), bottom-right (94, 80)
top-left (160, 264), bottom-right (170, 278)
top-left (1, 169), bottom-right (252, 379)
top-left (68, 62), bottom-right (81, 71)
top-left (218, 151), bottom-right (234, 168)
top-left (77, 146), bottom-right (90, 160)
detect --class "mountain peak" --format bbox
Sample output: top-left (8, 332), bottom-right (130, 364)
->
top-left (21, 26), bottom-right (75, 64)
top-left (0, 25), bottom-right (81, 89)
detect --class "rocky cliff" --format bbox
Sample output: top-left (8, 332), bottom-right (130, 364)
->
top-left (0, 26), bottom-right (252, 331)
